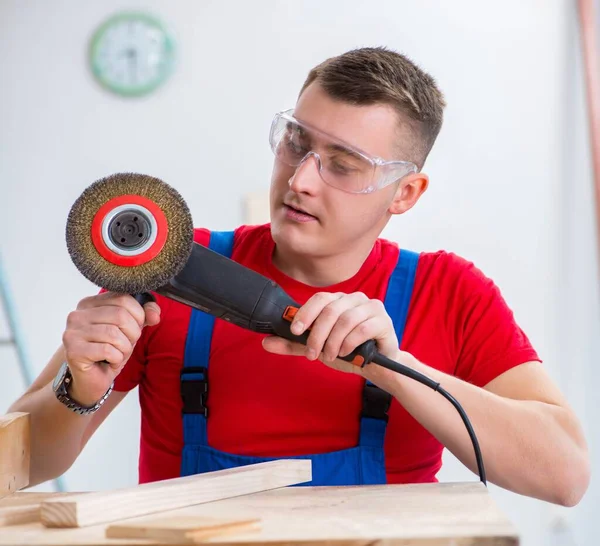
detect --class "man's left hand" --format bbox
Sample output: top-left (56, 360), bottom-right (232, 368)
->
top-left (261, 291), bottom-right (399, 374)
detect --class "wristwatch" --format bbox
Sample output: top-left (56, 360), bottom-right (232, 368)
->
top-left (52, 362), bottom-right (114, 416)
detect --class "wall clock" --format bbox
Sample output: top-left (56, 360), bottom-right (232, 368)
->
top-left (89, 12), bottom-right (175, 97)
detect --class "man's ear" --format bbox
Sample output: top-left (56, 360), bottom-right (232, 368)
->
top-left (388, 172), bottom-right (429, 215)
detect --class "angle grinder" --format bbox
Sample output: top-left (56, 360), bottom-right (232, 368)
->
top-left (65, 172), bottom-right (486, 484)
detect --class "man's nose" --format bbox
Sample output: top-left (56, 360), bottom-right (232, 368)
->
top-left (288, 152), bottom-right (323, 194)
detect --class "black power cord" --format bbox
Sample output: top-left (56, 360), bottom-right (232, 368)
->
top-left (371, 352), bottom-right (487, 485)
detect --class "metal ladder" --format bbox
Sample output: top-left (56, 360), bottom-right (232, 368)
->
top-left (0, 251), bottom-right (65, 492)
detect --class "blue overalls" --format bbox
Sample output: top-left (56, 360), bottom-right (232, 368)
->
top-left (180, 231), bottom-right (419, 486)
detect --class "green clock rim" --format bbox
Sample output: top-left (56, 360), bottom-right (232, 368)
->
top-left (89, 11), bottom-right (176, 97)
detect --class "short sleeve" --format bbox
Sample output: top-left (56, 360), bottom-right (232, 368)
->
top-left (450, 255), bottom-right (541, 387)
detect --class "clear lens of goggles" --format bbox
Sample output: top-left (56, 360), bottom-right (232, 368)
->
top-left (269, 111), bottom-right (416, 194)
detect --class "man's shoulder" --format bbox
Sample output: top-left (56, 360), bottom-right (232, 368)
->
top-left (192, 224), bottom-right (270, 247)
top-left (374, 237), bottom-right (497, 295)
top-left (377, 236), bottom-right (477, 276)
top-left (410, 249), bottom-right (500, 302)
top-left (416, 249), bottom-right (477, 272)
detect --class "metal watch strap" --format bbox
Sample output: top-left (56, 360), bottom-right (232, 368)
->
top-left (55, 364), bottom-right (114, 416)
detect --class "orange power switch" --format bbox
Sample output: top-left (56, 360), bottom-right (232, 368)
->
top-left (283, 305), bottom-right (298, 322)
top-left (351, 355), bottom-right (365, 367)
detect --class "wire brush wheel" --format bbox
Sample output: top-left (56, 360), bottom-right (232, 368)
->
top-left (66, 173), bottom-right (194, 294)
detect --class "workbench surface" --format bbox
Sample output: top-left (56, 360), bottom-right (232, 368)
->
top-left (0, 482), bottom-right (519, 545)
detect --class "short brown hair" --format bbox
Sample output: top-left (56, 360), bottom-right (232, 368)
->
top-left (299, 47), bottom-right (446, 169)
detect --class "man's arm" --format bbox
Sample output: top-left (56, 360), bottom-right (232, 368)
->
top-left (8, 346), bottom-right (127, 487)
top-left (7, 292), bottom-right (160, 488)
top-left (365, 356), bottom-right (590, 506)
top-left (262, 290), bottom-right (590, 507)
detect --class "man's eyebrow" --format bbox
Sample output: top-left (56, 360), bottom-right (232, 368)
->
top-left (287, 119), bottom-right (366, 159)
top-left (326, 143), bottom-right (364, 160)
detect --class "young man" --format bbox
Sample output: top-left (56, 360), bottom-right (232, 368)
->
top-left (9, 47), bottom-right (590, 506)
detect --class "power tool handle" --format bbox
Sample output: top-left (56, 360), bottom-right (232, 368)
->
top-left (133, 292), bottom-right (156, 307)
top-left (98, 292), bottom-right (156, 365)
top-left (275, 305), bottom-right (378, 367)
top-left (252, 284), bottom-right (379, 367)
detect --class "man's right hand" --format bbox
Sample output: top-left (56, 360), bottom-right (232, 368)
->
top-left (61, 292), bottom-right (161, 406)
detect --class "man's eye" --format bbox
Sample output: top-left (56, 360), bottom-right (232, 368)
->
top-left (330, 161), bottom-right (356, 175)
top-left (286, 138), bottom-right (308, 155)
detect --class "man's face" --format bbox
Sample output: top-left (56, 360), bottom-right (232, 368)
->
top-left (269, 82), bottom-right (412, 260)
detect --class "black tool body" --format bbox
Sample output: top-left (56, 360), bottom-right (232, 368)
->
top-left (154, 242), bottom-right (377, 366)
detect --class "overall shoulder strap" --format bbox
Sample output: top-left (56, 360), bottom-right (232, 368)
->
top-left (359, 248), bottom-right (420, 450)
top-left (181, 231), bottom-right (235, 422)
top-left (182, 230), bottom-right (235, 371)
top-left (206, 230), bottom-right (235, 258)
top-left (383, 249), bottom-right (420, 344)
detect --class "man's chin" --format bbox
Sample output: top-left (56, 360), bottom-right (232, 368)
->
top-left (271, 219), bottom-right (323, 255)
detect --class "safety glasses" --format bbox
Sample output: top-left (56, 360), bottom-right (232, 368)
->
top-left (269, 109), bottom-right (417, 194)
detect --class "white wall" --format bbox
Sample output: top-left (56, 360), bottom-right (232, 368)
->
top-left (0, 1), bottom-right (597, 545)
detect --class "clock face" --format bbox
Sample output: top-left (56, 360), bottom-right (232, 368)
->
top-left (89, 12), bottom-right (175, 97)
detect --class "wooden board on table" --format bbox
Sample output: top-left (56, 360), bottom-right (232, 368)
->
top-left (106, 516), bottom-right (261, 543)
top-left (40, 459), bottom-right (311, 528)
top-left (0, 482), bottom-right (519, 545)
top-left (0, 412), bottom-right (30, 499)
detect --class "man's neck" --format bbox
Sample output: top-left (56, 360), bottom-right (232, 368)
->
top-left (271, 242), bottom-right (375, 287)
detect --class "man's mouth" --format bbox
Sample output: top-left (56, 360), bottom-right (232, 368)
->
top-left (283, 203), bottom-right (318, 222)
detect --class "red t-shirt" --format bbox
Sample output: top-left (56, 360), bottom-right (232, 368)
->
top-left (114, 223), bottom-right (540, 484)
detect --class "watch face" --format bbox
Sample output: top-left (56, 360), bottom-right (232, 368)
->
top-left (89, 12), bottom-right (175, 97)
top-left (52, 362), bottom-right (68, 392)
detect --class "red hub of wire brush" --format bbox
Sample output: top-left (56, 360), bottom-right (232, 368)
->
top-left (91, 194), bottom-right (169, 267)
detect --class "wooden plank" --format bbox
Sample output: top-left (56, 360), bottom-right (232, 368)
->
top-left (40, 459), bottom-right (311, 528)
top-left (0, 492), bottom-right (78, 527)
top-left (0, 412), bottom-right (30, 498)
top-left (0, 503), bottom-right (41, 526)
top-left (0, 482), bottom-right (520, 545)
top-left (0, 482), bottom-right (519, 545)
top-left (143, 482), bottom-right (520, 546)
top-left (106, 516), bottom-right (261, 543)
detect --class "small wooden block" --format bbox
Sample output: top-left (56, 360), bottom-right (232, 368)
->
top-left (0, 413), bottom-right (30, 499)
top-left (106, 516), bottom-right (261, 543)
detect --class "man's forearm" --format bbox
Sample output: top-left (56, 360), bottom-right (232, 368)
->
top-left (364, 355), bottom-right (589, 506)
top-left (8, 383), bottom-right (92, 487)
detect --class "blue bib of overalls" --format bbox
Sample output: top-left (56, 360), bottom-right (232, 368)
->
top-left (180, 231), bottom-right (419, 486)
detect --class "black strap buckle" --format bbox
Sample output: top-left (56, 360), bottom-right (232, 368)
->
top-left (180, 366), bottom-right (209, 417)
top-left (361, 383), bottom-right (392, 422)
